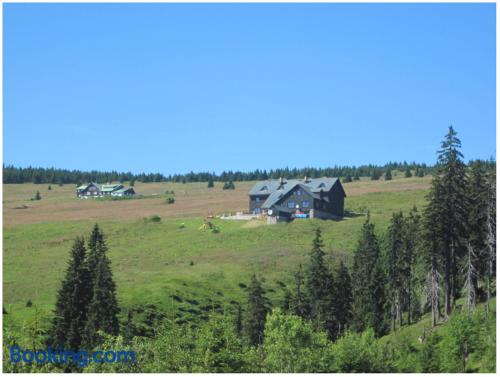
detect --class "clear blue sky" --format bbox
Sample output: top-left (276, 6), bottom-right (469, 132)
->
top-left (4, 3), bottom-right (496, 175)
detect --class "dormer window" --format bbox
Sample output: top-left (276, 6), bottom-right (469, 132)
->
top-left (260, 186), bottom-right (268, 191)
top-left (318, 183), bottom-right (326, 189)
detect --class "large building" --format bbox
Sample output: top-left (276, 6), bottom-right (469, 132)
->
top-left (248, 177), bottom-right (346, 222)
top-left (76, 183), bottom-right (136, 198)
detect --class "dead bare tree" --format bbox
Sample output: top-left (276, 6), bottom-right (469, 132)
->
top-left (426, 256), bottom-right (441, 327)
top-left (463, 242), bottom-right (477, 314)
top-left (485, 180), bottom-right (496, 316)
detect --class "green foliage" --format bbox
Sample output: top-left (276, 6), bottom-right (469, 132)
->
top-left (165, 197), bottom-right (175, 204)
top-left (34, 191), bottom-right (41, 200)
top-left (342, 175), bottom-right (352, 183)
top-left (48, 185), bottom-right (52, 191)
top-left (222, 181), bottom-right (235, 190)
top-left (262, 309), bottom-right (333, 372)
top-left (48, 237), bottom-right (92, 349)
top-left (207, 177), bottom-right (214, 188)
top-left (384, 169), bottom-right (392, 181)
top-left (144, 215), bottom-right (162, 223)
top-left (351, 215), bottom-right (387, 336)
top-left (439, 312), bottom-right (480, 372)
top-left (192, 314), bottom-right (247, 372)
top-left (244, 275), bottom-right (269, 345)
top-left (405, 168), bottom-right (412, 178)
top-left (332, 329), bottom-right (390, 372)
top-left (371, 169), bottom-right (382, 180)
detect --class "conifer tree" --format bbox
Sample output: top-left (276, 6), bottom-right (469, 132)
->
top-left (384, 169), bottom-right (392, 181)
top-left (83, 227), bottom-right (120, 347)
top-left (385, 211), bottom-right (405, 331)
top-left (49, 237), bottom-right (92, 349)
top-left (404, 168), bottom-right (412, 178)
top-left (403, 206), bottom-right (420, 324)
top-left (422, 180), bottom-right (445, 327)
top-left (243, 274), bottom-right (269, 345)
top-left (438, 127), bottom-right (468, 314)
top-left (331, 261), bottom-right (353, 338)
top-left (207, 177), bottom-right (214, 188)
top-left (85, 254), bottom-right (120, 342)
top-left (466, 161), bottom-right (489, 294)
top-left (351, 214), bottom-right (387, 336)
top-left (305, 228), bottom-right (333, 331)
top-left (234, 304), bottom-right (243, 336)
top-left (485, 175), bottom-right (496, 316)
top-left (291, 265), bottom-right (309, 318)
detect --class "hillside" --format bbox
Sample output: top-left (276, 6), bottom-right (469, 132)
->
top-left (3, 175), bottom-right (431, 329)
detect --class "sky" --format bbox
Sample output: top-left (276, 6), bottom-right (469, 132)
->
top-left (3, 3), bottom-right (496, 175)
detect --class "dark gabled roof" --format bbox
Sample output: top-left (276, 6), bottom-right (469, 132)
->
top-left (261, 182), bottom-right (325, 209)
top-left (76, 183), bottom-right (99, 190)
top-left (249, 177), bottom-right (340, 196)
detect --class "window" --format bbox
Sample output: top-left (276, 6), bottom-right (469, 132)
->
top-left (302, 200), bottom-right (310, 208)
top-left (255, 197), bottom-right (260, 202)
top-left (261, 186), bottom-right (268, 191)
top-left (254, 207), bottom-right (261, 214)
top-left (296, 189), bottom-right (302, 196)
top-left (287, 201), bottom-right (295, 209)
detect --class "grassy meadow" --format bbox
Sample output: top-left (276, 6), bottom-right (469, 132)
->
top-left (3, 175), bottom-right (432, 331)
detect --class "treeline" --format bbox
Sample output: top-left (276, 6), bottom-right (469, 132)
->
top-left (2, 166), bottom-right (166, 185)
top-left (3, 161), bottom-right (438, 185)
top-left (166, 161), bottom-right (435, 183)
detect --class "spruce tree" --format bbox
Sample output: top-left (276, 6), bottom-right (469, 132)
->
top-left (243, 274), bottom-right (269, 345)
top-left (331, 261), bottom-right (353, 338)
top-left (403, 206), bottom-right (420, 324)
top-left (84, 252), bottom-right (120, 347)
top-left (305, 228), bottom-right (333, 331)
top-left (83, 226), bottom-right (120, 347)
top-left (422, 180), bottom-right (445, 327)
top-left (384, 169), bottom-right (393, 181)
top-left (49, 237), bottom-right (92, 349)
top-left (235, 304), bottom-right (243, 336)
top-left (385, 211), bottom-right (405, 331)
top-left (207, 177), bottom-right (214, 188)
top-left (435, 126), bottom-right (468, 315)
top-left (485, 174), bottom-right (496, 316)
top-left (466, 160), bottom-right (489, 296)
top-left (351, 214), bottom-right (387, 336)
top-left (291, 264), bottom-right (309, 318)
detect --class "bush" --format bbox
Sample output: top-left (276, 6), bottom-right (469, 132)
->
top-left (34, 191), bottom-right (41, 200)
top-left (343, 176), bottom-right (353, 183)
top-left (165, 197), bottom-right (175, 204)
top-left (332, 329), bottom-right (390, 372)
top-left (144, 215), bottom-right (161, 223)
top-left (262, 309), bottom-right (333, 372)
top-left (370, 170), bottom-right (381, 180)
top-left (222, 181), bottom-right (235, 190)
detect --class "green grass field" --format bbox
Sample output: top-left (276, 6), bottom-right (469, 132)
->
top-left (3, 176), bottom-right (431, 330)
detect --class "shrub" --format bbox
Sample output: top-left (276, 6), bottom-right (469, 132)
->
top-left (165, 197), bottom-right (175, 204)
top-left (222, 181), bottom-right (235, 190)
top-left (144, 215), bottom-right (161, 223)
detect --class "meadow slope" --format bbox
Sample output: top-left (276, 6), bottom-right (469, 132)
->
top-left (3, 176), bottom-right (431, 328)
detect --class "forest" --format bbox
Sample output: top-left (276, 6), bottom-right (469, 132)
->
top-left (2, 161), bottom-right (441, 185)
top-left (3, 127), bottom-right (496, 373)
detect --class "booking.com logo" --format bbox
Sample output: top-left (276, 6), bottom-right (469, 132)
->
top-left (10, 345), bottom-right (135, 367)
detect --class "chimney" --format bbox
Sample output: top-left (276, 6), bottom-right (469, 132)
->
top-left (304, 175), bottom-right (309, 183)
top-left (278, 177), bottom-right (285, 189)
